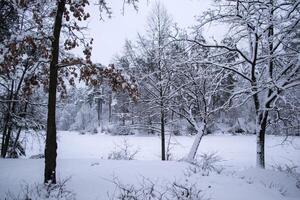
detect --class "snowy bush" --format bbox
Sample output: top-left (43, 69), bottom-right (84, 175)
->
top-left (114, 125), bottom-right (135, 135)
top-left (168, 181), bottom-right (207, 200)
top-left (272, 163), bottom-right (298, 175)
top-left (261, 182), bottom-right (287, 196)
top-left (108, 176), bottom-right (208, 200)
top-left (272, 163), bottom-right (300, 189)
top-left (107, 139), bottom-right (139, 160)
top-left (102, 123), bottom-right (135, 135)
top-left (5, 178), bottom-right (76, 200)
top-left (108, 177), bottom-right (163, 200)
top-left (185, 152), bottom-right (224, 176)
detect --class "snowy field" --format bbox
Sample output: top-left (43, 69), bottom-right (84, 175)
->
top-left (0, 132), bottom-right (300, 200)
top-left (26, 131), bottom-right (300, 169)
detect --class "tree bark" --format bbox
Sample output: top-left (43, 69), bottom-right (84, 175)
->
top-left (256, 111), bottom-right (268, 168)
top-left (108, 92), bottom-right (112, 123)
top-left (255, 0), bottom-right (274, 169)
top-left (187, 118), bottom-right (207, 160)
top-left (1, 81), bottom-right (14, 158)
top-left (11, 102), bottom-right (28, 156)
top-left (44, 0), bottom-right (65, 184)
top-left (1, 64), bottom-right (28, 157)
top-left (97, 97), bottom-right (103, 129)
top-left (1, 113), bottom-right (10, 158)
top-left (161, 108), bottom-right (166, 160)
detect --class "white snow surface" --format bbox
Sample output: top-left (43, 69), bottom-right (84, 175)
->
top-left (0, 132), bottom-right (299, 200)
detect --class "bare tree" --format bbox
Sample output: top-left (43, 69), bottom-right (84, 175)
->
top-left (122, 3), bottom-right (176, 160)
top-left (184, 0), bottom-right (300, 168)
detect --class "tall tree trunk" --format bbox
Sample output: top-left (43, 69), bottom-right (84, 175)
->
top-left (256, 111), bottom-right (268, 168)
top-left (3, 123), bottom-right (13, 157)
top-left (161, 108), bottom-right (165, 161)
top-left (1, 81), bottom-right (14, 158)
top-left (108, 92), bottom-right (112, 123)
top-left (1, 65), bottom-right (28, 157)
top-left (255, 0), bottom-right (274, 169)
top-left (96, 86), bottom-right (104, 131)
top-left (44, 0), bottom-right (65, 184)
top-left (187, 117), bottom-right (207, 160)
top-left (1, 114), bottom-right (10, 157)
top-left (11, 102), bottom-right (28, 156)
top-left (11, 127), bottom-right (22, 156)
top-left (97, 97), bottom-right (103, 130)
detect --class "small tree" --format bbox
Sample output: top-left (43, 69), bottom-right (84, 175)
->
top-left (120, 3), bottom-right (178, 160)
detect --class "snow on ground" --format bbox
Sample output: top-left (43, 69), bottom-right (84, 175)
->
top-left (0, 132), bottom-right (299, 200)
top-left (26, 131), bottom-right (300, 169)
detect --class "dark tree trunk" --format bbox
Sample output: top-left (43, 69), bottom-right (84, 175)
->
top-left (97, 98), bottom-right (103, 127)
top-left (1, 114), bottom-right (10, 158)
top-left (1, 81), bottom-right (14, 158)
top-left (3, 123), bottom-right (13, 157)
top-left (108, 92), bottom-right (112, 123)
top-left (11, 102), bottom-right (28, 156)
top-left (11, 127), bottom-right (22, 155)
top-left (161, 107), bottom-right (165, 161)
top-left (255, 0), bottom-right (274, 169)
top-left (256, 111), bottom-right (269, 168)
top-left (44, 0), bottom-right (65, 184)
top-left (1, 64), bottom-right (28, 157)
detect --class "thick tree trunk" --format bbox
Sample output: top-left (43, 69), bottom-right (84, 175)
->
top-left (187, 121), bottom-right (206, 160)
top-left (44, 0), bottom-right (65, 184)
top-left (256, 111), bottom-right (268, 168)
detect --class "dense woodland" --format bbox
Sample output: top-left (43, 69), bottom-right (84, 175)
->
top-left (0, 0), bottom-right (299, 187)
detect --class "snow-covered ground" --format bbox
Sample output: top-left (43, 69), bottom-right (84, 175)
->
top-left (0, 132), bottom-right (299, 200)
top-left (26, 131), bottom-right (300, 169)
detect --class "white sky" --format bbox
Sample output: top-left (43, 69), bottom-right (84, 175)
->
top-left (75, 0), bottom-right (225, 65)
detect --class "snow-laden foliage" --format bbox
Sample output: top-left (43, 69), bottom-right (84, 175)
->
top-left (185, 152), bottom-right (224, 176)
top-left (109, 176), bottom-right (208, 200)
top-left (5, 178), bottom-right (76, 200)
top-left (107, 139), bottom-right (139, 160)
top-left (185, 0), bottom-right (300, 167)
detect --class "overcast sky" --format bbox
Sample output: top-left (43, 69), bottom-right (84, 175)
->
top-left (76, 0), bottom-right (224, 65)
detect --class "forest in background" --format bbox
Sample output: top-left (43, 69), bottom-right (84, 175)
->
top-left (0, 0), bottom-right (299, 185)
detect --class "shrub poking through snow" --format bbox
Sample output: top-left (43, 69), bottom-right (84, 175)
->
top-left (108, 176), bottom-right (209, 200)
top-left (271, 163), bottom-right (299, 175)
top-left (271, 163), bottom-right (300, 189)
top-left (107, 139), bottom-right (139, 160)
top-left (108, 177), bottom-right (164, 200)
top-left (167, 181), bottom-right (207, 200)
top-left (185, 152), bottom-right (224, 176)
top-left (260, 182), bottom-right (287, 196)
top-left (5, 177), bottom-right (76, 200)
